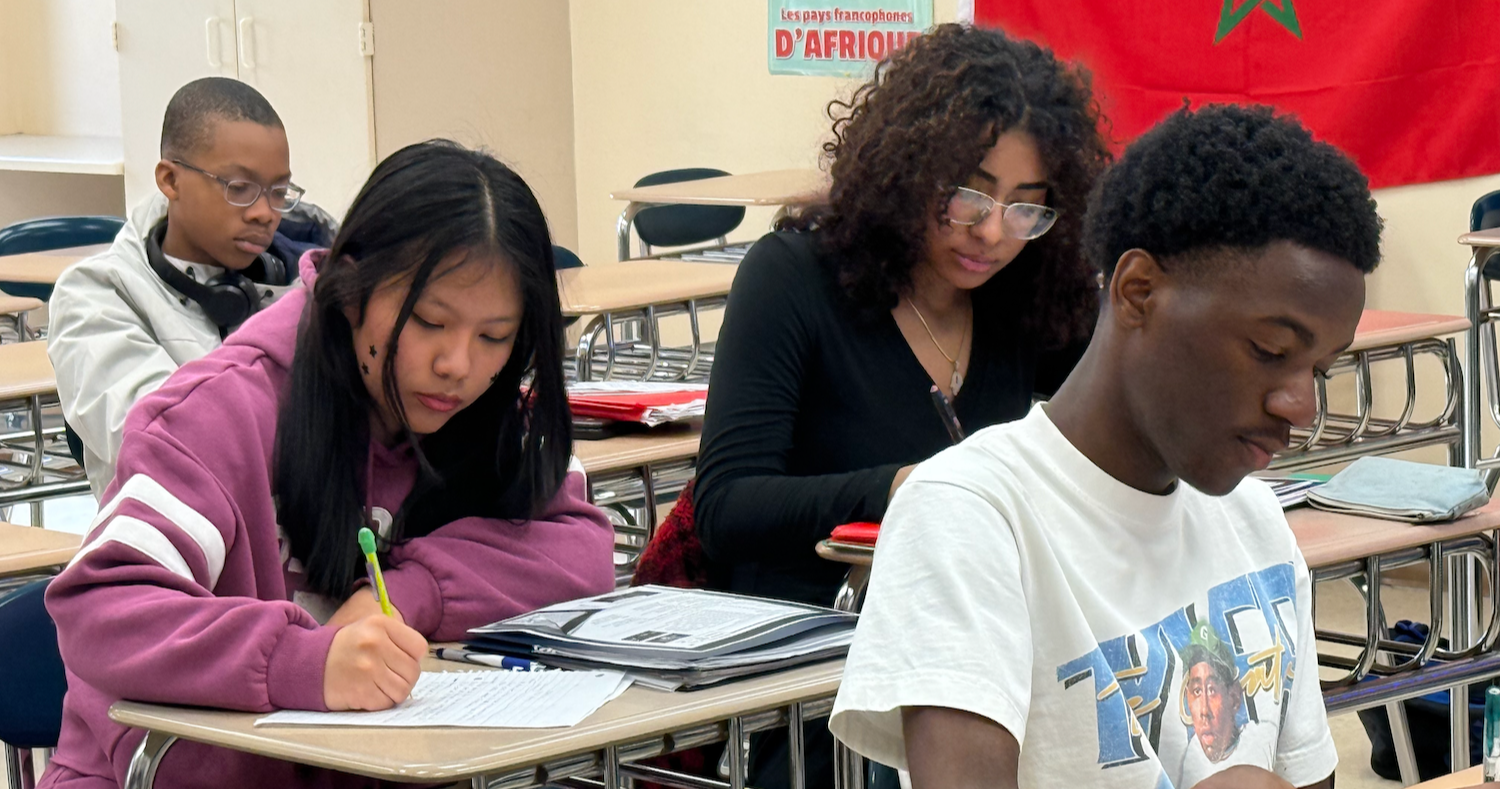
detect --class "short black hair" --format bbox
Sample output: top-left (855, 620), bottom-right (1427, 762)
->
top-left (160, 77), bottom-right (283, 159)
top-left (1083, 104), bottom-right (1382, 279)
top-left (1181, 644), bottom-right (1239, 691)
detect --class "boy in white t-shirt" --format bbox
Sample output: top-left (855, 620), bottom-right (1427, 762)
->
top-left (830, 105), bottom-right (1386, 789)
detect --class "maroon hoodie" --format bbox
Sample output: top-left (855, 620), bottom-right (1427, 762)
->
top-left (41, 252), bottom-right (616, 788)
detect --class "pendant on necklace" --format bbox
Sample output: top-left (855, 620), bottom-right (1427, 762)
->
top-left (951, 369), bottom-right (964, 395)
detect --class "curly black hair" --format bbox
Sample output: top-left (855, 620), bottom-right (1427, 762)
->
top-left (785, 23), bottom-right (1110, 349)
top-left (1083, 104), bottom-right (1383, 279)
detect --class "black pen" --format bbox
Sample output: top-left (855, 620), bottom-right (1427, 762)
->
top-left (929, 385), bottom-right (965, 444)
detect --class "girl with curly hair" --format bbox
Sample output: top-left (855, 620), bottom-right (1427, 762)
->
top-left (691, 22), bottom-right (1110, 789)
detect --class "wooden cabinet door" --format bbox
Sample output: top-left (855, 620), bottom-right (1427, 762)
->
top-left (232, 0), bottom-right (374, 216)
top-left (116, 0), bottom-right (238, 207)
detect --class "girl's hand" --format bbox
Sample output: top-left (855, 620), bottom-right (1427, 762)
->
top-left (322, 614), bottom-right (427, 711)
top-left (327, 587), bottom-right (404, 628)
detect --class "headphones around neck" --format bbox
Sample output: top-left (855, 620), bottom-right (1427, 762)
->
top-left (146, 219), bottom-right (288, 329)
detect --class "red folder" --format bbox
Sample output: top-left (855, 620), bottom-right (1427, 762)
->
top-left (829, 522), bottom-right (881, 545)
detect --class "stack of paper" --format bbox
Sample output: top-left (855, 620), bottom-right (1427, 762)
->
top-left (567, 382), bottom-right (708, 427)
top-left (466, 586), bottom-right (855, 690)
top-left (1257, 477), bottom-right (1326, 509)
top-left (255, 669), bottom-right (631, 728)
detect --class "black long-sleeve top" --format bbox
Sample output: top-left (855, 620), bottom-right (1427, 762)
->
top-left (693, 231), bottom-right (1084, 606)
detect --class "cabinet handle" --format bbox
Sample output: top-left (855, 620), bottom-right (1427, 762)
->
top-left (237, 16), bottom-right (256, 69)
top-left (204, 18), bottom-right (222, 67)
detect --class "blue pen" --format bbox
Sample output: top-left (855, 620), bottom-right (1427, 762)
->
top-left (434, 647), bottom-right (548, 672)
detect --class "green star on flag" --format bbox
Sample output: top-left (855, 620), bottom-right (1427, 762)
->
top-left (1215, 0), bottom-right (1302, 43)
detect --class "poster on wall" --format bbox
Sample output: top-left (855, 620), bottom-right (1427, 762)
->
top-left (768, 0), bottom-right (933, 77)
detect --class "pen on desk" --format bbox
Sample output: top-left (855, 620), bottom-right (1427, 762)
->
top-left (357, 526), bottom-right (394, 617)
top-left (1485, 685), bottom-right (1500, 781)
top-left (929, 385), bottom-right (966, 444)
top-left (433, 647), bottom-right (546, 672)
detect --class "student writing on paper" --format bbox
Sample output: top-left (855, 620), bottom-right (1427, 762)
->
top-left (830, 106), bottom-right (1385, 789)
top-left (47, 77), bottom-right (336, 498)
top-left (41, 141), bottom-right (616, 789)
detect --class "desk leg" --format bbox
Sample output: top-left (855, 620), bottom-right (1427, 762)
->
top-left (833, 566), bottom-right (869, 614)
top-left (123, 731), bottom-right (176, 789)
top-left (726, 716), bottom-right (746, 789)
top-left (642, 305), bottom-right (662, 381)
top-left (788, 702), bottom-right (806, 789)
top-left (603, 745), bottom-right (622, 789)
top-left (27, 394), bottom-right (43, 528)
top-left (618, 205), bottom-right (643, 262)
top-left (1450, 555), bottom-right (1480, 770)
top-left (1387, 701), bottom-right (1420, 785)
top-left (831, 568), bottom-right (870, 789)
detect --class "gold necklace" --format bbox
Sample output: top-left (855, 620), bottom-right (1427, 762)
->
top-left (905, 297), bottom-right (969, 394)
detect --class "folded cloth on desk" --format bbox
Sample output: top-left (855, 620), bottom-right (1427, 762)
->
top-left (1306, 456), bottom-right (1489, 523)
top-left (567, 382), bottom-right (708, 427)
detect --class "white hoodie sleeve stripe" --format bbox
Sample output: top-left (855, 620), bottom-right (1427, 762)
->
top-left (68, 515), bottom-right (196, 583)
top-left (72, 473), bottom-right (227, 589)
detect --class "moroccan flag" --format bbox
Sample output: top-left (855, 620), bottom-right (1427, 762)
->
top-left (973, 1), bottom-right (1500, 188)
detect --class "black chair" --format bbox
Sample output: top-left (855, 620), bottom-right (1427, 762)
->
top-left (0, 578), bottom-right (66, 789)
top-left (552, 245), bottom-right (584, 271)
top-left (1464, 190), bottom-right (1500, 483)
top-left (625, 168), bottom-right (744, 259)
top-left (0, 216), bottom-right (125, 301)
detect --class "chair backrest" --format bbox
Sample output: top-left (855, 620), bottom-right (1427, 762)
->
top-left (1472, 190), bottom-right (1500, 233)
top-left (0, 216), bottom-right (124, 257)
top-left (632, 169), bottom-right (745, 251)
top-left (552, 245), bottom-right (585, 271)
top-left (1472, 191), bottom-right (1500, 280)
top-left (0, 578), bottom-right (66, 749)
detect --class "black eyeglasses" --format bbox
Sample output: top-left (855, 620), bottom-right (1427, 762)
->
top-left (172, 159), bottom-right (305, 213)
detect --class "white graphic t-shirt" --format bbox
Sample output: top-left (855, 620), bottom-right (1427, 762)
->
top-left (830, 405), bottom-right (1336, 789)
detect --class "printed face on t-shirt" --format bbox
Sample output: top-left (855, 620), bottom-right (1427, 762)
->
top-left (1185, 661), bottom-right (1242, 761)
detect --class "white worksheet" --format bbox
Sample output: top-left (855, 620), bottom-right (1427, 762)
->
top-left (255, 670), bottom-right (631, 728)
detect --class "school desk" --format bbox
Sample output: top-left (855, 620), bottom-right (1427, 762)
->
top-left (816, 496), bottom-right (1500, 784)
top-left (1458, 227), bottom-right (1500, 476)
top-left (110, 656), bottom-right (843, 789)
top-left (0, 293), bottom-right (43, 340)
top-left (576, 427), bottom-right (701, 585)
top-left (0, 244), bottom-right (107, 287)
top-left (610, 169), bottom-right (829, 261)
top-left (559, 259), bottom-right (738, 383)
top-left (0, 521), bottom-right (81, 593)
top-left (0, 341), bottom-right (88, 527)
top-left (1271, 309), bottom-right (1468, 473)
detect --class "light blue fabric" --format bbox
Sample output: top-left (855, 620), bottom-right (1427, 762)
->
top-left (1307, 456), bottom-right (1488, 523)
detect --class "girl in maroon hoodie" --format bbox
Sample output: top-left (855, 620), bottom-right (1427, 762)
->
top-left (42, 140), bottom-right (616, 788)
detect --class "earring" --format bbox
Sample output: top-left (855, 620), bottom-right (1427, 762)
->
top-left (368, 345), bottom-right (378, 358)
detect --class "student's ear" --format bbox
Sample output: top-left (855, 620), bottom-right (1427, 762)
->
top-left (1107, 249), bottom-right (1165, 330)
top-left (155, 159), bottom-right (182, 201)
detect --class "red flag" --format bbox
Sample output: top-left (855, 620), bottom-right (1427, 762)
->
top-left (974, 1), bottom-right (1500, 188)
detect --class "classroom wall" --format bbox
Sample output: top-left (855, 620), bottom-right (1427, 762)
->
top-left (568, 0), bottom-right (959, 266)
top-left (0, 170), bottom-right (125, 228)
top-left (369, 0), bottom-right (580, 251)
top-left (0, 0), bottom-right (120, 136)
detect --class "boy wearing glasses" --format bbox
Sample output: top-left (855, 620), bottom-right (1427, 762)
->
top-left (830, 105), bottom-right (1384, 789)
top-left (48, 77), bottom-right (335, 498)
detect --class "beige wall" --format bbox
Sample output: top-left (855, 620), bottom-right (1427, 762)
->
top-left (0, 170), bottom-right (124, 229)
top-left (1, 0), bottom-right (120, 136)
top-left (569, 0), bottom-right (958, 266)
top-left (370, 0), bottom-right (580, 250)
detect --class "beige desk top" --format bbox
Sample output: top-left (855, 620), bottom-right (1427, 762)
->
top-left (575, 427), bottom-right (701, 475)
top-left (0, 244), bottom-right (107, 285)
top-left (817, 495), bottom-right (1500, 573)
top-left (1458, 227), bottom-right (1500, 249)
top-left (0, 522), bottom-right (82, 577)
top-left (0, 340), bottom-right (57, 400)
top-left (1411, 765), bottom-right (1481, 788)
top-left (0, 294), bottom-right (43, 315)
top-left (610, 169), bottom-right (829, 208)
top-left (558, 259), bottom-right (738, 316)
top-left (111, 657), bottom-right (843, 782)
top-left (1350, 310), bottom-right (1469, 352)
